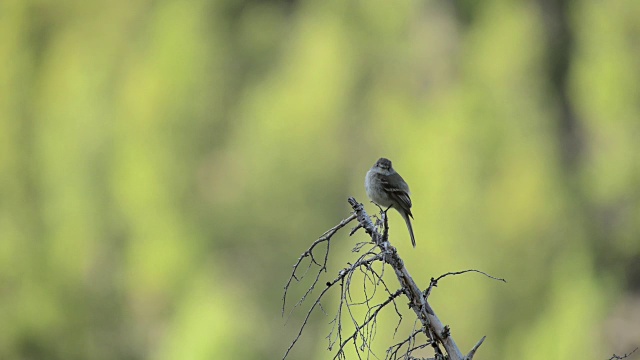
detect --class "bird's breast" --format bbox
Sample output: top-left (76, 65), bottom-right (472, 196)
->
top-left (365, 171), bottom-right (394, 207)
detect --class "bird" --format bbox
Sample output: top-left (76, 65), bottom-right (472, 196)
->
top-left (365, 157), bottom-right (415, 247)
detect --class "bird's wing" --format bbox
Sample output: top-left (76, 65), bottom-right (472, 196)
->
top-left (380, 173), bottom-right (413, 218)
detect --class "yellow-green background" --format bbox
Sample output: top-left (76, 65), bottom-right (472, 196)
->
top-left (1, 0), bottom-right (639, 359)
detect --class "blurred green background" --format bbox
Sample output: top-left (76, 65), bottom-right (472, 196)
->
top-left (2, 0), bottom-right (640, 359)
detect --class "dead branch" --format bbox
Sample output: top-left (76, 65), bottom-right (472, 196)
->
top-left (425, 269), bottom-right (507, 299)
top-left (608, 347), bottom-right (638, 360)
top-left (282, 213), bottom-right (356, 318)
top-left (282, 197), bottom-right (505, 360)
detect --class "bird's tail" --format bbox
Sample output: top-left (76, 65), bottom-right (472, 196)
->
top-left (402, 212), bottom-right (416, 248)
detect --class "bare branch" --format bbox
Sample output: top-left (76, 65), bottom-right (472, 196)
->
top-left (282, 213), bottom-right (356, 317)
top-left (465, 336), bottom-right (486, 360)
top-left (283, 252), bottom-right (382, 359)
top-left (348, 197), bottom-right (463, 358)
top-left (426, 269), bottom-right (506, 298)
top-left (386, 328), bottom-right (432, 360)
top-left (283, 198), bottom-right (506, 360)
top-left (333, 289), bottom-right (404, 359)
top-left (433, 269), bottom-right (507, 284)
top-left (609, 347), bottom-right (638, 360)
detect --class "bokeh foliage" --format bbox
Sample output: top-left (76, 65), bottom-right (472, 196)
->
top-left (1, 0), bottom-right (639, 359)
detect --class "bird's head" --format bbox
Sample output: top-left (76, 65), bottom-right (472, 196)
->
top-left (375, 158), bottom-right (392, 171)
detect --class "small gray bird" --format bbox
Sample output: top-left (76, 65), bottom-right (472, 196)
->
top-left (365, 158), bottom-right (415, 247)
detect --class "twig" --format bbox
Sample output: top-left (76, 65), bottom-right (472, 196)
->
top-left (433, 269), bottom-right (507, 284)
top-left (609, 347), bottom-right (638, 360)
top-left (386, 328), bottom-right (431, 360)
top-left (466, 336), bottom-right (486, 360)
top-left (282, 213), bottom-right (356, 317)
top-left (283, 252), bottom-right (382, 359)
top-left (333, 289), bottom-right (404, 359)
top-left (426, 269), bottom-right (506, 298)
